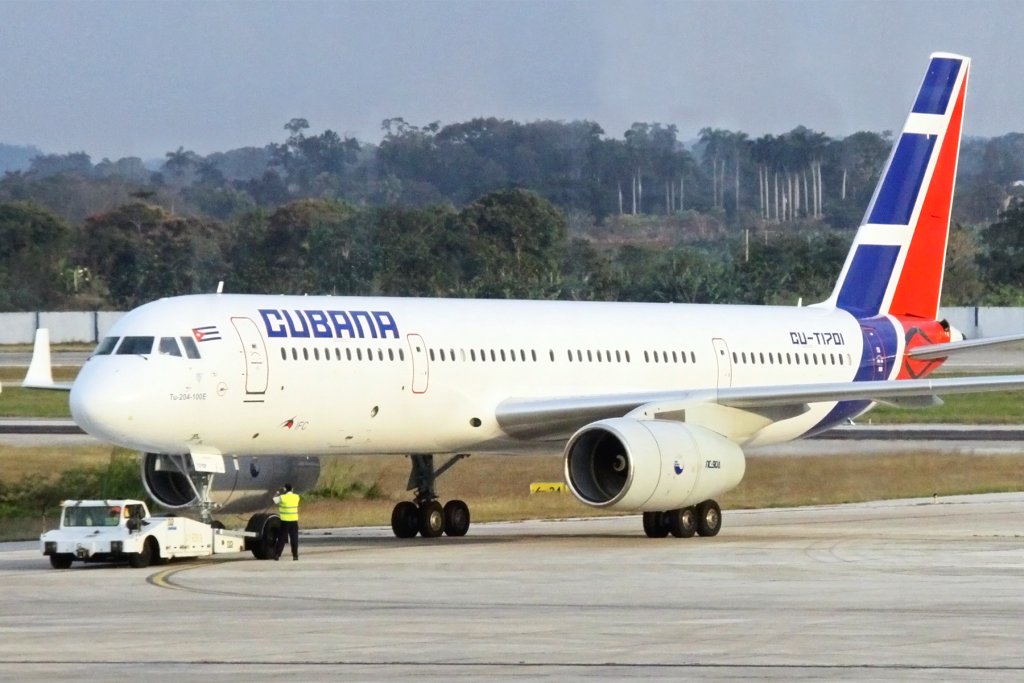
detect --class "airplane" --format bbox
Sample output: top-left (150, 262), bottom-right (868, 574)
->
top-left (41, 52), bottom-right (1024, 542)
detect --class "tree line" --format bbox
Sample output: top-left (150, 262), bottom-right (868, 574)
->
top-left (2, 115), bottom-right (1024, 313)
top-left (2, 117), bottom-right (1022, 229)
top-left (4, 186), bottom-right (1024, 313)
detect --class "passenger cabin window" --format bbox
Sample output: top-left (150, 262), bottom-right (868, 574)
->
top-left (92, 336), bottom-right (119, 356)
top-left (158, 337), bottom-right (182, 357)
top-left (281, 348), bottom-right (287, 360)
top-left (117, 336), bottom-right (154, 355)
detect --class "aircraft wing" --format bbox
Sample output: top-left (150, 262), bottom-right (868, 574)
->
top-left (495, 374), bottom-right (1024, 440)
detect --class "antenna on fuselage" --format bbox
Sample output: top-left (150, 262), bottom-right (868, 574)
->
top-left (216, 281), bottom-right (224, 294)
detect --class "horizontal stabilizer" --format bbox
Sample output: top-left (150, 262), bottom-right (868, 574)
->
top-left (908, 333), bottom-right (1024, 360)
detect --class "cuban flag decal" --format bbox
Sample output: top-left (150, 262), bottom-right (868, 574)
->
top-left (192, 326), bottom-right (222, 342)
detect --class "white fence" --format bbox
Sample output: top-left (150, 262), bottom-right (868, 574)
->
top-left (0, 311), bottom-right (125, 344)
top-left (0, 307), bottom-right (1018, 345)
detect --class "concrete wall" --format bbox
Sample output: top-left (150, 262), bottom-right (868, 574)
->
top-left (0, 311), bottom-right (125, 344)
top-left (0, 312), bottom-right (36, 344)
top-left (938, 307), bottom-right (1024, 339)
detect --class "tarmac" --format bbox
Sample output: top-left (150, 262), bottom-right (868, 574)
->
top-left (2, 493), bottom-right (1024, 682)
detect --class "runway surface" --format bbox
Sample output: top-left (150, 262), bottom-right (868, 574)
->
top-left (3, 493), bottom-right (1024, 682)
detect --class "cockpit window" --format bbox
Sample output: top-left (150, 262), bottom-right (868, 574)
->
top-left (179, 336), bottom-right (201, 360)
top-left (158, 337), bottom-right (182, 357)
top-left (92, 336), bottom-right (119, 356)
top-left (116, 336), bottom-right (154, 355)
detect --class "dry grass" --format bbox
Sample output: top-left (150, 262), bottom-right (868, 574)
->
top-left (223, 451), bottom-right (1024, 530)
top-left (0, 342), bottom-right (95, 353)
top-left (0, 367), bottom-right (79, 382)
top-left (6, 447), bottom-right (1024, 540)
top-left (722, 453), bottom-right (1024, 508)
top-left (0, 443), bottom-right (114, 481)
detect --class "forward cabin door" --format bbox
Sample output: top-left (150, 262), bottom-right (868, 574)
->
top-left (231, 317), bottom-right (269, 395)
top-left (712, 338), bottom-right (732, 388)
top-left (407, 334), bottom-right (429, 394)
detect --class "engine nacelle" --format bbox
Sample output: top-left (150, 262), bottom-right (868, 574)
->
top-left (142, 453), bottom-right (320, 515)
top-left (564, 418), bottom-right (745, 511)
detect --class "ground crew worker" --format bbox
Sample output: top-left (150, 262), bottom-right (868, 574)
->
top-left (273, 484), bottom-right (300, 561)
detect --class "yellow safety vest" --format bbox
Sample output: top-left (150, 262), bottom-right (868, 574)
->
top-left (278, 492), bottom-right (300, 521)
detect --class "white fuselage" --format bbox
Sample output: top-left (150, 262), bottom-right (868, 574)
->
top-left (71, 294), bottom-right (890, 457)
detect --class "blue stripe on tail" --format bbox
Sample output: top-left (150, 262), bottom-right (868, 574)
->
top-left (913, 57), bottom-right (962, 115)
top-left (836, 245), bottom-right (901, 318)
top-left (868, 133), bottom-right (937, 225)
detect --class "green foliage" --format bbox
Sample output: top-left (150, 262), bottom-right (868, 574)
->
top-left (978, 204), bottom-right (1024, 289)
top-left (0, 448), bottom-right (146, 519)
top-left (0, 385), bottom-right (72, 418)
top-left (81, 203), bottom-right (225, 308)
top-left (0, 201), bottom-right (72, 311)
top-left (306, 460), bottom-right (385, 502)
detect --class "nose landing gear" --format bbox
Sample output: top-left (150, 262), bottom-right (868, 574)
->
top-left (390, 454), bottom-right (471, 538)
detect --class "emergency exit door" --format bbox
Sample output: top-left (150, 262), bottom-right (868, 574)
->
top-left (231, 317), bottom-right (268, 394)
top-left (712, 338), bottom-right (732, 388)
top-left (407, 333), bottom-right (429, 394)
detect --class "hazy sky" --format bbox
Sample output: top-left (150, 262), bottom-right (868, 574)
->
top-left (0, 0), bottom-right (1021, 160)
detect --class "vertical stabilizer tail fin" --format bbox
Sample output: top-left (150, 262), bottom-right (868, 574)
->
top-left (824, 53), bottom-right (970, 320)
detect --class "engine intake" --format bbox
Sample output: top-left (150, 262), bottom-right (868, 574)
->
top-left (142, 453), bottom-right (320, 514)
top-left (564, 418), bottom-right (745, 511)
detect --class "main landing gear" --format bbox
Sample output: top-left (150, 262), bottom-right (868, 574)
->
top-left (391, 454), bottom-right (471, 539)
top-left (642, 500), bottom-right (722, 539)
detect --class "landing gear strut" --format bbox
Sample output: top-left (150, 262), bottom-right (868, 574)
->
top-left (390, 454), bottom-right (471, 538)
top-left (643, 500), bottom-right (721, 539)
top-left (168, 454), bottom-right (219, 524)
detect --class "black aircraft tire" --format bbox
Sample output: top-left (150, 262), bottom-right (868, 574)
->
top-left (391, 501), bottom-right (420, 538)
top-left (49, 553), bottom-right (74, 569)
top-left (667, 507), bottom-right (697, 538)
top-left (642, 511), bottom-right (670, 538)
top-left (696, 500), bottom-right (722, 537)
top-left (443, 500), bottom-right (471, 537)
top-left (419, 501), bottom-right (445, 538)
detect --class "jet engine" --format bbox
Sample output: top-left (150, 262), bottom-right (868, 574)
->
top-left (142, 453), bottom-right (320, 515)
top-left (564, 418), bottom-right (745, 512)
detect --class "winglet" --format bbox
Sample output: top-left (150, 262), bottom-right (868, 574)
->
top-left (22, 328), bottom-right (55, 388)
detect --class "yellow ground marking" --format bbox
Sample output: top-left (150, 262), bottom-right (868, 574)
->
top-left (530, 483), bottom-right (567, 493)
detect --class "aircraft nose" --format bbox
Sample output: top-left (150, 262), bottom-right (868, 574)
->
top-left (70, 364), bottom-right (137, 444)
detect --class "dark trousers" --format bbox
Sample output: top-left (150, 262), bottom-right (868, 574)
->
top-left (274, 520), bottom-right (299, 559)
